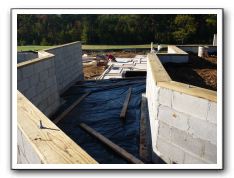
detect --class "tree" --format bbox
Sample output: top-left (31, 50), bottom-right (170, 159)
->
top-left (173, 15), bottom-right (197, 44)
top-left (17, 14), bottom-right (216, 45)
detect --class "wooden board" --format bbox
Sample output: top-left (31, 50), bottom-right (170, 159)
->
top-left (147, 53), bottom-right (172, 83)
top-left (53, 92), bottom-right (91, 124)
top-left (17, 91), bottom-right (97, 164)
top-left (120, 87), bottom-right (132, 120)
top-left (80, 123), bottom-right (144, 164)
top-left (139, 94), bottom-right (151, 163)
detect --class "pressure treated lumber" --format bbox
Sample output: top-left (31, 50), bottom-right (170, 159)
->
top-left (17, 91), bottom-right (97, 164)
top-left (139, 94), bottom-right (151, 163)
top-left (120, 87), bottom-right (132, 120)
top-left (53, 92), bottom-right (91, 124)
top-left (80, 123), bottom-right (144, 164)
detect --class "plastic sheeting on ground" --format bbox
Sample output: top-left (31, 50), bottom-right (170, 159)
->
top-left (54, 78), bottom-right (146, 164)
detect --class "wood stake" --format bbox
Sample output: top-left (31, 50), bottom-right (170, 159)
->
top-left (80, 123), bottom-right (144, 164)
top-left (53, 92), bottom-right (91, 124)
top-left (120, 87), bottom-right (132, 120)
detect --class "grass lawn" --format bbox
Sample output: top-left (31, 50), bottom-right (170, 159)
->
top-left (18, 44), bottom-right (160, 52)
top-left (17, 46), bottom-right (53, 52)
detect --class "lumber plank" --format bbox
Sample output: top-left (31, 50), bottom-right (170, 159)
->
top-left (80, 123), bottom-right (144, 164)
top-left (17, 91), bottom-right (97, 164)
top-left (120, 87), bottom-right (132, 120)
top-left (147, 53), bottom-right (172, 83)
top-left (139, 94), bottom-right (151, 163)
top-left (53, 92), bottom-right (91, 124)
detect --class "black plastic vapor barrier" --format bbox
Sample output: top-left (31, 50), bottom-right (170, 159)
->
top-left (52, 78), bottom-right (146, 164)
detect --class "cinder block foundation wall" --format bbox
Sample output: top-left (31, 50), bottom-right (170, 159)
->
top-left (45, 41), bottom-right (84, 93)
top-left (17, 52), bottom-right (38, 63)
top-left (17, 41), bottom-right (84, 116)
top-left (146, 53), bottom-right (217, 164)
top-left (157, 45), bottom-right (189, 63)
top-left (17, 52), bottom-right (60, 116)
top-left (178, 45), bottom-right (217, 54)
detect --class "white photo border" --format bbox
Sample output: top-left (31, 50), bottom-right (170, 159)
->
top-left (11, 8), bottom-right (223, 170)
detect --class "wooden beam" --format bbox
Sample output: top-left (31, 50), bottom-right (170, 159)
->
top-left (17, 91), bottom-right (97, 164)
top-left (120, 87), bottom-right (132, 120)
top-left (80, 123), bottom-right (144, 164)
top-left (139, 94), bottom-right (151, 163)
top-left (53, 92), bottom-right (91, 124)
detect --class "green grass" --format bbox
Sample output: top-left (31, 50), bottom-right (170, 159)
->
top-left (82, 44), bottom-right (154, 50)
top-left (17, 45), bottom-right (53, 52)
top-left (17, 44), bottom-right (160, 52)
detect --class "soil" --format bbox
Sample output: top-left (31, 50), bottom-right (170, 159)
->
top-left (83, 50), bottom-right (149, 58)
top-left (83, 65), bottom-right (106, 80)
top-left (163, 53), bottom-right (217, 91)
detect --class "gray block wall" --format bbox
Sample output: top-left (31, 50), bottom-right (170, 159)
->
top-left (45, 42), bottom-right (84, 93)
top-left (157, 54), bottom-right (189, 63)
top-left (146, 55), bottom-right (217, 164)
top-left (17, 52), bottom-right (38, 63)
top-left (17, 56), bottom-right (60, 116)
top-left (178, 45), bottom-right (217, 54)
top-left (17, 42), bottom-right (84, 116)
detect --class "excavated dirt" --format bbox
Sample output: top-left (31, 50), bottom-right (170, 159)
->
top-left (163, 53), bottom-right (217, 91)
top-left (83, 64), bottom-right (106, 80)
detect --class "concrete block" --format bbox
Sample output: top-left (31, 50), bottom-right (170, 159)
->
top-left (22, 65), bottom-right (34, 78)
top-left (21, 131), bottom-right (41, 163)
top-left (17, 69), bottom-right (23, 81)
top-left (158, 121), bottom-right (171, 141)
top-left (171, 127), bottom-right (203, 157)
top-left (184, 152), bottom-right (206, 164)
top-left (39, 70), bottom-right (49, 82)
top-left (158, 88), bottom-right (173, 107)
top-left (17, 78), bottom-right (30, 92)
top-left (43, 59), bottom-right (52, 69)
top-left (34, 62), bottom-right (45, 73)
top-left (48, 66), bottom-right (56, 76)
top-left (156, 136), bottom-right (185, 164)
top-left (17, 128), bottom-right (25, 155)
top-left (203, 140), bottom-right (217, 163)
top-left (36, 82), bottom-right (46, 94)
top-left (29, 74), bottom-right (40, 87)
top-left (24, 86), bottom-right (36, 100)
top-left (17, 147), bottom-right (29, 164)
top-left (172, 91), bottom-right (209, 120)
top-left (188, 116), bottom-right (217, 144)
top-left (207, 102), bottom-right (217, 124)
top-left (158, 105), bottom-right (189, 131)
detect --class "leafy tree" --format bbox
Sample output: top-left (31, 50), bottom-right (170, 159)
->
top-left (173, 15), bottom-right (197, 44)
top-left (17, 14), bottom-right (216, 45)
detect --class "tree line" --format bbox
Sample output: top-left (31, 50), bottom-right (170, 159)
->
top-left (17, 14), bottom-right (217, 46)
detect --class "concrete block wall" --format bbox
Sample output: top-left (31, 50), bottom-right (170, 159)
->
top-left (157, 54), bottom-right (189, 63)
top-left (178, 45), bottom-right (217, 54)
top-left (157, 45), bottom-right (189, 63)
top-left (45, 41), bottom-right (84, 93)
top-left (17, 127), bottom-right (41, 163)
top-left (17, 41), bottom-right (84, 116)
top-left (146, 53), bottom-right (217, 164)
top-left (17, 54), bottom-right (60, 116)
top-left (17, 52), bottom-right (38, 63)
